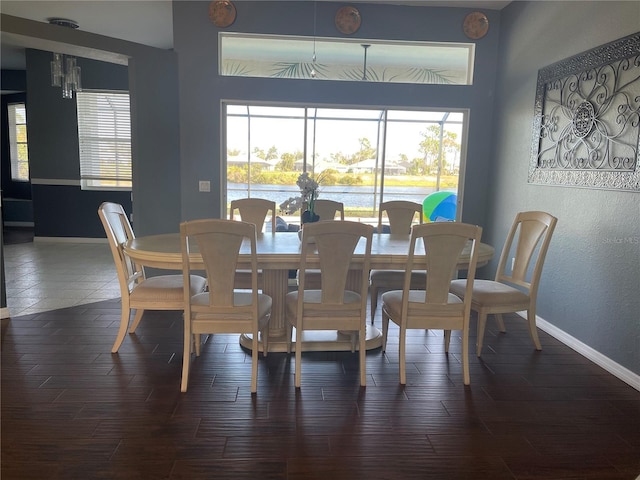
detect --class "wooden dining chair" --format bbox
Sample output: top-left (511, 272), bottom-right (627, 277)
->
top-left (286, 220), bottom-right (374, 388)
top-left (180, 218), bottom-right (272, 393)
top-left (229, 198), bottom-right (276, 233)
top-left (303, 199), bottom-right (344, 222)
top-left (98, 202), bottom-right (206, 353)
top-left (229, 198), bottom-right (276, 289)
top-left (369, 200), bottom-right (425, 324)
top-left (382, 222), bottom-right (482, 385)
top-left (449, 211), bottom-right (558, 356)
top-left (300, 199), bottom-right (346, 289)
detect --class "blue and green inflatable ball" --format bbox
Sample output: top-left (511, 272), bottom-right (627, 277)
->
top-left (422, 191), bottom-right (457, 222)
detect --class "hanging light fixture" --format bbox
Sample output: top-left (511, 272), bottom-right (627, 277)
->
top-left (48, 18), bottom-right (82, 99)
top-left (310, 2), bottom-right (318, 78)
top-left (361, 44), bottom-right (371, 81)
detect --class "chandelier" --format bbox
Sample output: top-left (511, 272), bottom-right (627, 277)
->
top-left (48, 18), bottom-right (82, 99)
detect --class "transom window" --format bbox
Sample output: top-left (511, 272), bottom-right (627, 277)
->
top-left (220, 33), bottom-right (475, 85)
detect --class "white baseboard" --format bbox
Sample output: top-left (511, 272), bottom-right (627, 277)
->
top-left (519, 312), bottom-right (640, 391)
top-left (34, 237), bottom-right (108, 244)
top-left (0, 307), bottom-right (10, 320)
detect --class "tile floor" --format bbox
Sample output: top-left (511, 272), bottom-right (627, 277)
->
top-left (3, 239), bottom-right (119, 317)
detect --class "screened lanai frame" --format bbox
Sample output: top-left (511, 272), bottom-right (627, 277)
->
top-left (222, 102), bottom-right (469, 223)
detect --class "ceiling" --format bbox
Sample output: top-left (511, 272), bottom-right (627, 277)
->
top-left (0, 1), bottom-right (510, 71)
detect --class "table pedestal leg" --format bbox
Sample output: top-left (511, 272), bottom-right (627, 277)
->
top-left (239, 268), bottom-right (383, 353)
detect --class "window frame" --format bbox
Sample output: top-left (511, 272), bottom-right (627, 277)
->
top-left (7, 102), bottom-right (30, 182)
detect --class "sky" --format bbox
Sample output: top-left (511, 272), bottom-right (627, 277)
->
top-left (226, 105), bottom-right (464, 163)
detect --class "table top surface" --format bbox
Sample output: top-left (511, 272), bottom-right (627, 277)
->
top-left (125, 231), bottom-right (494, 271)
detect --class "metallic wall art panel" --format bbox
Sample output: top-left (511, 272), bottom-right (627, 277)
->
top-left (529, 33), bottom-right (640, 191)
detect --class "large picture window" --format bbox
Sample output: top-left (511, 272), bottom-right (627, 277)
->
top-left (77, 90), bottom-right (132, 190)
top-left (224, 104), bottom-right (466, 223)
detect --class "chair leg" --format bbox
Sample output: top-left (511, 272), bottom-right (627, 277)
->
top-left (251, 329), bottom-right (258, 393)
top-left (381, 310), bottom-right (390, 352)
top-left (194, 334), bottom-right (202, 356)
top-left (181, 319), bottom-right (192, 393)
top-left (462, 324), bottom-right (470, 385)
top-left (286, 323), bottom-right (293, 354)
top-left (370, 283), bottom-right (379, 324)
top-left (476, 312), bottom-right (488, 357)
top-left (128, 309), bottom-right (144, 333)
top-left (399, 324), bottom-right (407, 385)
top-left (444, 330), bottom-right (451, 353)
top-left (294, 327), bottom-right (302, 389)
top-left (111, 305), bottom-right (131, 353)
top-left (359, 326), bottom-right (366, 387)
top-left (495, 313), bottom-right (506, 333)
top-left (526, 308), bottom-right (542, 350)
top-left (261, 326), bottom-right (269, 357)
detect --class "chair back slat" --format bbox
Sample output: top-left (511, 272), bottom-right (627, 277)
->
top-left (299, 220), bottom-right (373, 314)
top-left (303, 199), bottom-right (344, 221)
top-left (422, 234), bottom-right (471, 304)
top-left (379, 200), bottom-right (423, 234)
top-left (316, 231), bottom-right (361, 302)
top-left (230, 198), bottom-right (276, 233)
top-left (495, 211), bottom-right (558, 292)
top-left (198, 232), bottom-right (244, 305)
top-left (404, 223), bottom-right (482, 317)
top-left (98, 202), bottom-right (143, 294)
top-left (181, 219), bottom-right (258, 309)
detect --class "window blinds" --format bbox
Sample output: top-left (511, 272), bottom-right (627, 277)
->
top-left (76, 90), bottom-right (132, 189)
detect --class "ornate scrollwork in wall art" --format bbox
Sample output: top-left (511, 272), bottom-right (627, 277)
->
top-left (529, 33), bottom-right (640, 191)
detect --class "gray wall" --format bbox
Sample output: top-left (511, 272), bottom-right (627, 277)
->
top-left (173, 1), bottom-right (502, 227)
top-left (0, 14), bottom-right (181, 237)
top-left (25, 49), bottom-right (131, 237)
top-left (488, 1), bottom-right (639, 374)
top-left (128, 51), bottom-right (181, 235)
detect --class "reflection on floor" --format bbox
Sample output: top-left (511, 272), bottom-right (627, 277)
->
top-left (2, 226), bottom-right (34, 245)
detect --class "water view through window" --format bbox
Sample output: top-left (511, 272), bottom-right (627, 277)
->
top-left (225, 104), bottom-right (466, 225)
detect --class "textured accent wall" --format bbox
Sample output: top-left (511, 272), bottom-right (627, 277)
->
top-left (488, 1), bottom-right (639, 374)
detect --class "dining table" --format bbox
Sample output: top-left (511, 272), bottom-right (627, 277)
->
top-left (124, 231), bottom-right (494, 353)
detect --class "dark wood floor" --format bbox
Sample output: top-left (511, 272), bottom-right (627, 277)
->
top-left (2, 300), bottom-right (639, 479)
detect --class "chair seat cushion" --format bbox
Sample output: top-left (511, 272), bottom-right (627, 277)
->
top-left (450, 279), bottom-right (530, 307)
top-left (285, 289), bottom-right (361, 326)
top-left (131, 275), bottom-right (206, 303)
top-left (191, 291), bottom-right (272, 323)
top-left (381, 290), bottom-right (462, 319)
